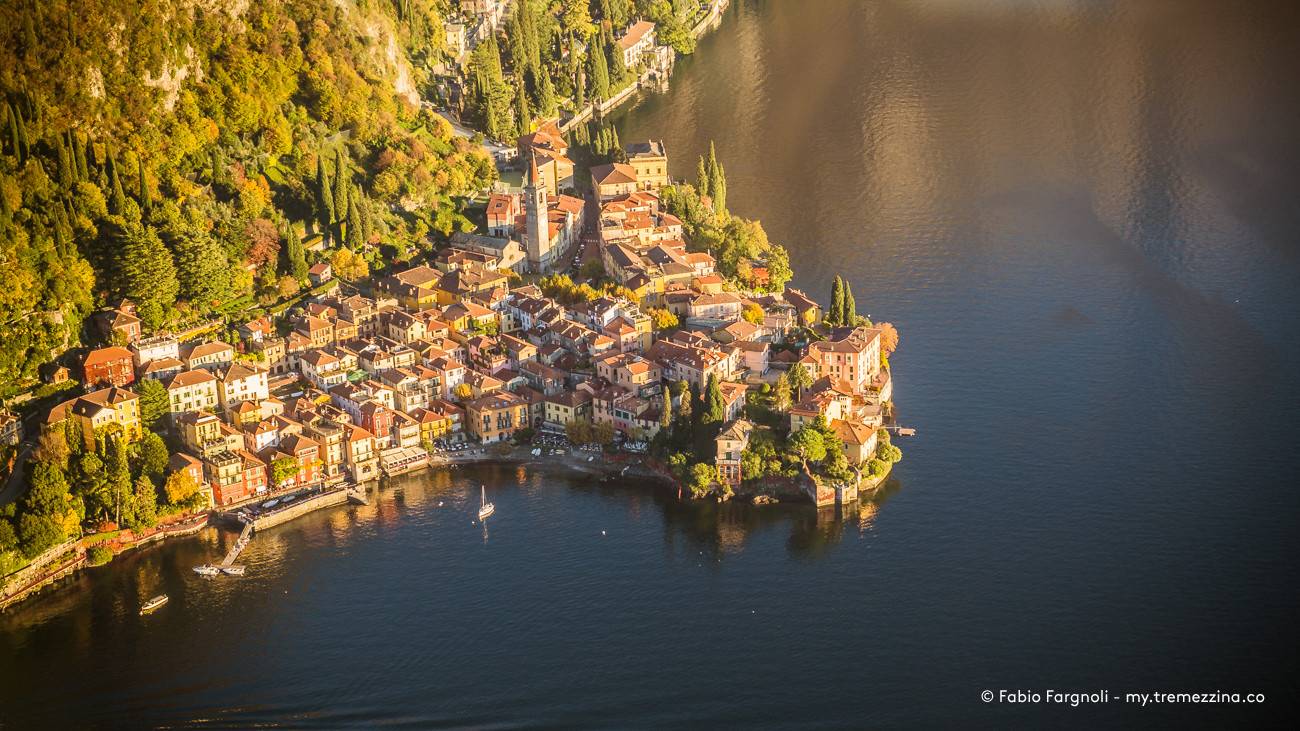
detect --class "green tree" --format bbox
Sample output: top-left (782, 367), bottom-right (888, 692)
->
top-left (107, 434), bottom-right (133, 526)
top-left (741, 445), bottom-right (769, 482)
top-left (765, 244), bottom-right (792, 292)
top-left (696, 155), bottom-right (710, 198)
top-left (315, 154), bottom-right (334, 233)
top-left (282, 221), bottom-right (308, 281)
top-left (332, 148), bottom-right (350, 222)
top-left (514, 78), bottom-right (532, 136)
top-left (17, 513), bottom-right (65, 558)
top-left (131, 476), bottom-right (158, 529)
top-left (843, 281), bottom-right (856, 325)
top-left (114, 220), bottom-right (178, 329)
top-left (345, 195), bottom-right (363, 249)
top-left (878, 443), bottom-right (903, 464)
top-left (137, 161), bottom-right (151, 214)
top-left (138, 430), bottom-right (169, 482)
top-left (742, 303), bottom-right (764, 325)
top-left (789, 426), bottom-right (826, 462)
top-left (828, 276), bottom-right (844, 326)
top-left (773, 370), bottom-right (792, 411)
top-left (24, 462), bottom-right (70, 517)
top-left (712, 164), bottom-right (727, 219)
top-left (687, 462), bottom-right (717, 498)
top-left (660, 390), bottom-right (673, 430)
top-left (789, 363), bottom-right (813, 397)
top-left (675, 379), bottom-right (693, 424)
top-left (587, 39), bottom-right (610, 100)
top-left (137, 379), bottom-right (169, 430)
top-left (703, 373), bottom-right (725, 425)
top-left (73, 451), bottom-right (110, 521)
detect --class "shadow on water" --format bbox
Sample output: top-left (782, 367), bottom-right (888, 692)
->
top-left (638, 468), bottom-right (907, 562)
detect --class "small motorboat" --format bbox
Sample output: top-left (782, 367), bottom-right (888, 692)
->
top-left (262, 499), bottom-right (279, 509)
top-left (139, 595), bottom-right (169, 614)
top-left (222, 565), bottom-right (246, 576)
top-left (282, 494), bottom-right (297, 503)
top-left (193, 565), bottom-right (220, 576)
top-left (477, 485), bottom-right (495, 521)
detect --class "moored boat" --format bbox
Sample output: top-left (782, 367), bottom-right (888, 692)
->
top-left (222, 565), bottom-right (245, 576)
top-left (477, 485), bottom-right (495, 521)
top-left (139, 595), bottom-right (169, 614)
top-left (193, 565), bottom-right (220, 576)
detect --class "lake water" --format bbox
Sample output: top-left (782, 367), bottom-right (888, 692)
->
top-left (4, 1), bottom-right (1299, 726)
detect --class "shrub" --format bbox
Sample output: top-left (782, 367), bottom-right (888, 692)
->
top-left (867, 458), bottom-right (887, 478)
top-left (86, 545), bottom-right (113, 566)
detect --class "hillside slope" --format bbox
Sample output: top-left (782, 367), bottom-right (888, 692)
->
top-left (0, 0), bottom-right (494, 395)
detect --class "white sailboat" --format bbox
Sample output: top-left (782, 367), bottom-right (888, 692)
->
top-left (477, 485), bottom-right (495, 521)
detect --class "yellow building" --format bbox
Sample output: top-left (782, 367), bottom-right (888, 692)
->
top-left (625, 140), bottom-right (669, 190)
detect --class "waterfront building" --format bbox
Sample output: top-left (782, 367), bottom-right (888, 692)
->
top-left (465, 391), bottom-right (529, 443)
top-left (715, 419), bottom-right (754, 486)
top-left (807, 325), bottom-right (882, 394)
top-left (617, 20), bottom-right (657, 67)
top-left (624, 140), bottom-right (669, 190)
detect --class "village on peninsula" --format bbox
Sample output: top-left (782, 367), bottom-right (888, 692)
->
top-left (0, 0), bottom-right (901, 609)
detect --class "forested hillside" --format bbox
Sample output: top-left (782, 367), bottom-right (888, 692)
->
top-left (0, 0), bottom-right (496, 396)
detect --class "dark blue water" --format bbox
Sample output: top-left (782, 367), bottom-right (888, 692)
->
top-left (4, 0), bottom-right (1300, 726)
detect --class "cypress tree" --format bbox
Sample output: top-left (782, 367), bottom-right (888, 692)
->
top-left (696, 155), bottom-right (710, 197)
top-left (703, 373), bottom-right (725, 425)
top-left (574, 65), bottom-right (586, 109)
top-left (332, 148), bottom-right (349, 219)
top-left (72, 132), bottom-right (88, 180)
top-left (107, 151), bottom-right (126, 214)
top-left (56, 134), bottom-right (73, 189)
top-left (117, 220), bottom-right (179, 329)
top-left (15, 106), bottom-right (29, 163)
top-left (707, 141), bottom-right (719, 191)
top-left (713, 165), bottom-right (727, 219)
top-left (535, 67), bottom-right (557, 117)
top-left (4, 103), bottom-right (15, 157)
top-left (315, 154), bottom-right (334, 234)
top-left (172, 226), bottom-right (230, 307)
top-left (283, 222), bottom-right (308, 280)
top-left (606, 29), bottom-right (628, 86)
top-left (587, 40), bottom-right (610, 100)
top-left (515, 78), bottom-right (532, 136)
top-left (137, 160), bottom-right (151, 214)
top-left (0, 176), bottom-right (11, 226)
top-left (345, 196), bottom-right (363, 249)
top-left (842, 281), bottom-right (856, 326)
top-left (828, 276), bottom-right (844, 326)
top-left (660, 390), bottom-right (673, 430)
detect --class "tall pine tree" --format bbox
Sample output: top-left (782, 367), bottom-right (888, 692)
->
top-left (116, 220), bottom-right (179, 329)
top-left (696, 155), bottom-right (710, 197)
top-left (828, 276), bottom-right (844, 326)
top-left (587, 39), bottom-right (610, 100)
top-left (315, 153), bottom-right (334, 235)
top-left (842, 281), bottom-right (856, 325)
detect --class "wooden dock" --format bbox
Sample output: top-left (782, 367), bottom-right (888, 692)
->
top-left (220, 520), bottom-right (253, 568)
